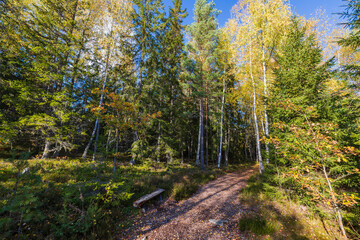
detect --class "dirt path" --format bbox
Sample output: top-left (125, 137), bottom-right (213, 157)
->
top-left (120, 166), bottom-right (257, 240)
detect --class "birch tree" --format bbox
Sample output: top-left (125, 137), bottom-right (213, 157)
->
top-left (216, 29), bottom-right (235, 168)
top-left (226, 0), bottom-right (290, 170)
top-left (82, 0), bottom-right (133, 159)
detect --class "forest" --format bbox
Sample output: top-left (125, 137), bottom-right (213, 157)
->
top-left (0, 0), bottom-right (360, 239)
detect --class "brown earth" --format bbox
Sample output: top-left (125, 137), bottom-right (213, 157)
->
top-left (119, 166), bottom-right (258, 240)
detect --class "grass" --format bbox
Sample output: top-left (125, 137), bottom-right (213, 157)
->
top-left (238, 214), bottom-right (279, 236)
top-left (0, 157), bottom-right (247, 239)
top-left (237, 168), bottom-right (348, 240)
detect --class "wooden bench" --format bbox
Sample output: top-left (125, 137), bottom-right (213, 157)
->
top-left (133, 188), bottom-right (165, 208)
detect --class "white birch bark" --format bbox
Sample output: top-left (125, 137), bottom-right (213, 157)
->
top-left (82, 77), bottom-right (106, 159)
top-left (83, 26), bottom-right (113, 159)
top-left (217, 76), bottom-right (226, 168)
top-left (262, 2), bottom-right (270, 164)
top-left (250, 43), bottom-right (264, 173)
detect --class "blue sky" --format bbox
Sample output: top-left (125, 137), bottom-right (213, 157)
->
top-left (164, 0), bottom-right (346, 27)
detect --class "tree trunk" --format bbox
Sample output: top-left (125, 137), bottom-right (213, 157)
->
top-left (262, 47), bottom-right (270, 164)
top-left (114, 130), bottom-right (118, 175)
top-left (206, 99), bottom-right (209, 167)
top-left (188, 137), bottom-right (191, 162)
top-left (244, 140), bottom-right (248, 161)
top-left (196, 104), bottom-right (201, 166)
top-left (92, 119), bottom-right (101, 161)
top-left (250, 43), bottom-right (264, 173)
top-left (218, 77), bottom-right (226, 168)
top-left (200, 97), bottom-right (205, 170)
top-left (82, 118), bottom-right (99, 158)
top-left (225, 127), bottom-right (230, 167)
top-left (41, 139), bottom-right (51, 159)
top-left (105, 130), bottom-right (111, 160)
top-left (82, 32), bottom-right (112, 159)
top-left (181, 141), bottom-right (184, 164)
top-left (249, 139), bottom-right (254, 162)
top-left (156, 122), bottom-right (161, 162)
top-left (130, 131), bottom-right (138, 165)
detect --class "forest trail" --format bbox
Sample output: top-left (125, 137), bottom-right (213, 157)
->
top-left (120, 166), bottom-right (257, 240)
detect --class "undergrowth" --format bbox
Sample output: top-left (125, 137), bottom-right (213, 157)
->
top-left (0, 155), bottom-right (246, 239)
top-left (238, 165), bottom-right (357, 240)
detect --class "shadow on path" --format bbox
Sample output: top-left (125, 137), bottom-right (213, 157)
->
top-left (121, 166), bottom-right (258, 240)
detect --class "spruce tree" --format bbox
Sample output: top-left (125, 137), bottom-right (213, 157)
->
top-left (186, 0), bottom-right (220, 170)
top-left (270, 18), bottom-right (353, 238)
top-left (273, 17), bottom-right (332, 106)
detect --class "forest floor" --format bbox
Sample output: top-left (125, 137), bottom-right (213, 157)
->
top-left (120, 165), bottom-right (258, 240)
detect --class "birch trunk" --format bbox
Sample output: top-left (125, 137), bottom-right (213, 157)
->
top-left (250, 44), bottom-right (264, 173)
top-left (92, 119), bottom-right (101, 161)
top-left (262, 46), bottom-right (270, 164)
top-left (83, 29), bottom-right (112, 159)
top-left (217, 77), bottom-right (226, 168)
top-left (82, 118), bottom-right (99, 158)
top-left (262, 2), bottom-right (270, 164)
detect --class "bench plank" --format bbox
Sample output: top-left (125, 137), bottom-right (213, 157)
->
top-left (133, 188), bottom-right (165, 207)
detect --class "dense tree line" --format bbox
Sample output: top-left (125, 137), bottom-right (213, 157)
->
top-left (1, 0), bottom-right (360, 237)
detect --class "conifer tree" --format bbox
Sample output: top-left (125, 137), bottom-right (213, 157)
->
top-left (339, 0), bottom-right (360, 78)
top-left (1, 0), bottom-right (93, 157)
top-left (271, 18), bottom-right (351, 238)
top-left (186, 0), bottom-right (220, 170)
top-left (155, 0), bottom-right (187, 162)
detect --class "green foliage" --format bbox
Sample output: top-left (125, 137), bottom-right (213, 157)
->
top-left (172, 181), bottom-right (199, 201)
top-left (340, 0), bottom-right (360, 49)
top-left (239, 170), bottom-right (346, 239)
top-left (0, 157), bottom-right (238, 239)
top-left (238, 214), bottom-right (278, 236)
top-left (270, 16), bottom-right (360, 238)
top-left (273, 17), bottom-right (333, 105)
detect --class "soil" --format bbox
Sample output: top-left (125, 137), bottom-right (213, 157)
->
top-left (119, 166), bottom-right (258, 240)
